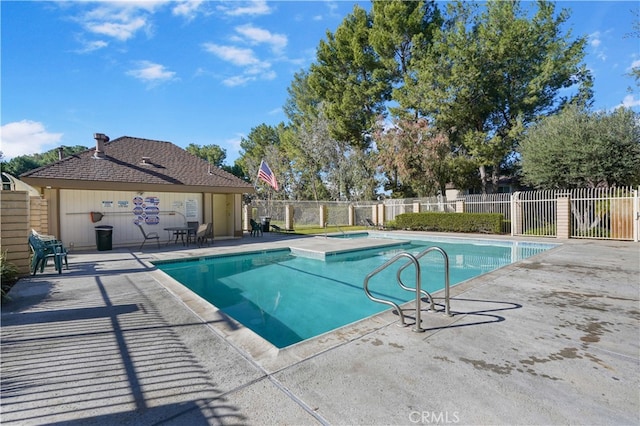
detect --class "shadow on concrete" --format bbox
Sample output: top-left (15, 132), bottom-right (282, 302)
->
top-left (397, 297), bottom-right (523, 331)
top-left (0, 275), bottom-right (245, 425)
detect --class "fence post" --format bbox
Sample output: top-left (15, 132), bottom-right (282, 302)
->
top-left (243, 205), bottom-right (251, 231)
top-left (348, 205), bottom-right (355, 226)
top-left (510, 192), bottom-right (521, 236)
top-left (320, 205), bottom-right (328, 227)
top-left (634, 187), bottom-right (639, 243)
top-left (556, 196), bottom-right (571, 239)
top-left (455, 200), bottom-right (465, 213)
top-left (413, 201), bottom-right (421, 213)
top-left (285, 205), bottom-right (294, 231)
top-left (377, 204), bottom-right (386, 226)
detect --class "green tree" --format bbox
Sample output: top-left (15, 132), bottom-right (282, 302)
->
top-left (370, 0), bottom-right (441, 119)
top-left (185, 143), bottom-right (226, 167)
top-left (283, 108), bottom-right (333, 201)
top-left (1, 145), bottom-right (88, 176)
top-left (519, 105), bottom-right (640, 189)
top-left (625, 10), bottom-right (639, 86)
top-left (283, 70), bottom-right (320, 130)
top-left (308, 5), bottom-right (391, 148)
top-left (405, 0), bottom-right (592, 193)
top-left (237, 123), bottom-right (291, 199)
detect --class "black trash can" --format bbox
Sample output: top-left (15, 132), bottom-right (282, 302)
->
top-left (95, 225), bottom-right (113, 251)
top-left (261, 217), bottom-right (271, 232)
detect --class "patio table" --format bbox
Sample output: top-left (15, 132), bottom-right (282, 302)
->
top-left (163, 226), bottom-right (191, 246)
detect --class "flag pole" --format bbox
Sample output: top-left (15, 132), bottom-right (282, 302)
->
top-left (254, 159), bottom-right (264, 189)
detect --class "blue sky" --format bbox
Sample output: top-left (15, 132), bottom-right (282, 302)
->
top-left (1, 1), bottom-right (639, 164)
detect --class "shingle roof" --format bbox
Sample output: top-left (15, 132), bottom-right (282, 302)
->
top-left (21, 136), bottom-right (254, 193)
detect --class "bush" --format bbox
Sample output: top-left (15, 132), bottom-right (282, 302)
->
top-left (523, 224), bottom-right (556, 236)
top-left (1, 251), bottom-right (19, 302)
top-left (395, 212), bottom-right (504, 234)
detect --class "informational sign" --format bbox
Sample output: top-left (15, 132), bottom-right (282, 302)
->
top-left (102, 201), bottom-right (113, 208)
top-left (132, 195), bottom-right (161, 225)
top-left (185, 199), bottom-right (198, 219)
top-left (118, 201), bottom-right (129, 208)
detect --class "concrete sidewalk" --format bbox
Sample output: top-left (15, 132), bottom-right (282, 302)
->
top-left (1, 234), bottom-right (638, 425)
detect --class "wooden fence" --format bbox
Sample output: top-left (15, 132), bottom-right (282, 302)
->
top-left (1, 191), bottom-right (49, 275)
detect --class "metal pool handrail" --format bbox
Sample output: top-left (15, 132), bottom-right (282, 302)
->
top-left (363, 252), bottom-right (425, 332)
top-left (397, 246), bottom-right (451, 317)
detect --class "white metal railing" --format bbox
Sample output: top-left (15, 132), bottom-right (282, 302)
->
top-left (248, 187), bottom-right (639, 241)
top-left (463, 193), bottom-right (511, 219)
top-left (511, 190), bottom-right (559, 238)
top-left (569, 187), bottom-right (638, 240)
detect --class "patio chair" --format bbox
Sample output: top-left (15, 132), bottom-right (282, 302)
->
top-left (196, 223), bottom-right (213, 247)
top-left (250, 219), bottom-right (262, 237)
top-left (186, 221), bottom-right (199, 245)
top-left (363, 218), bottom-right (376, 228)
top-left (29, 233), bottom-right (67, 275)
top-left (136, 224), bottom-right (160, 250)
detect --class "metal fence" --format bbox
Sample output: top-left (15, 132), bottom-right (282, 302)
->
top-left (511, 190), bottom-right (559, 238)
top-left (569, 187), bottom-right (637, 240)
top-left (248, 186), bottom-right (639, 241)
top-left (463, 193), bottom-right (512, 219)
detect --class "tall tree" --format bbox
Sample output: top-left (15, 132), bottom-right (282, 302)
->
top-left (308, 5), bottom-right (391, 148)
top-left (370, 0), bottom-right (441, 119)
top-left (283, 70), bottom-right (320, 130)
top-left (185, 143), bottom-right (226, 167)
top-left (375, 118), bottom-right (451, 197)
top-left (282, 108), bottom-right (334, 201)
top-left (406, 0), bottom-right (592, 193)
top-left (519, 105), bottom-right (640, 189)
top-left (237, 123), bottom-right (291, 199)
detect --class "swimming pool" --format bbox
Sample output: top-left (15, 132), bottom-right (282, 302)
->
top-left (154, 236), bottom-right (556, 348)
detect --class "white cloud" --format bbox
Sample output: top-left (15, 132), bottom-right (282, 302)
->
top-left (172, 0), bottom-right (204, 20)
top-left (234, 24), bottom-right (287, 53)
top-left (620, 94), bottom-right (640, 109)
top-left (587, 30), bottom-right (610, 62)
top-left (74, 2), bottom-right (165, 42)
top-left (75, 39), bottom-right (109, 54)
top-left (223, 75), bottom-right (254, 87)
top-left (0, 120), bottom-right (63, 160)
top-left (126, 61), bottom-right (177, 85)
top-left (203, 43), bottom-right (260, 66)
top-left (629, 59), bottom-right (640, 70)
top-left (86, 17), bottom-right (148, 41)
top-left (217, 0), bottom-right (271, 17)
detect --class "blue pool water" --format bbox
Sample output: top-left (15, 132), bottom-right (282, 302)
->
top-left (155, 237), bottom-right (556, 348)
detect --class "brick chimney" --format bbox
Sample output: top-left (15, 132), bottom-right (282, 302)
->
top-left (58, 146), bottom-right (64, 161)
top-left (93, 133), bottom-right (109, 158)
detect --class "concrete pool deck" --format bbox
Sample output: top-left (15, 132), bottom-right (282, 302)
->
top-left (1, 232), bottom-right (638, 425)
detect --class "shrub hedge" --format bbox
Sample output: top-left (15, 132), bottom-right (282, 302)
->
top-left (395, 212), bottom-right (504, 234)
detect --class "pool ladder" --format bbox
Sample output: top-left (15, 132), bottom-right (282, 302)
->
top-left (363, 247), bottom-right (452, 333)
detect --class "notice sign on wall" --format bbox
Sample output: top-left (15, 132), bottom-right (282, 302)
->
top-left (133, 195), bottom-right (161, 225)
top-left (185, 199), bottom-right (198, 219)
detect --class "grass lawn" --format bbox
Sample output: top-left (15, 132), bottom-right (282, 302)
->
top-left (269, 223), bottom-right (369, 235)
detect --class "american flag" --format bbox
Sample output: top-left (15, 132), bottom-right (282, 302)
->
top-left (257, 160), bottom-right (279, 191)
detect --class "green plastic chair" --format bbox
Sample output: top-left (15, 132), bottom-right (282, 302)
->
top-left (28, 234), bottom-right (68, 275)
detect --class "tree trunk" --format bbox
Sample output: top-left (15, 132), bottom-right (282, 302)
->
top-left (479, 165), bottom-right (488, 194)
